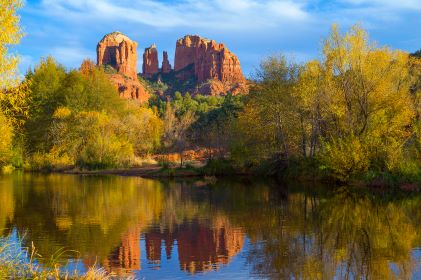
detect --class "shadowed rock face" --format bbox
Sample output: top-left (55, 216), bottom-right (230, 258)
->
top-left (174, 35), bottom-right (247, 95)
top-left (96, 32), bottom-right (149, 102)
top-left (142, 44), bottom-right (159, 78)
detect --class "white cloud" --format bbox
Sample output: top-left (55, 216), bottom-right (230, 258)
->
top-left (38, 0), bottom-right (311, 30)
top-left (50, 46), bottom-right (93, 68)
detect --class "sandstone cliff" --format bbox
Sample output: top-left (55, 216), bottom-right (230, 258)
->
top-left (97, 32), bottom-right (138, 80)
top-left (142, 44), bottom-right (159, 78)
top-left (97, 32), bottom-right (149, 102)
top-left (161, 51), bottom-right (172, 74)
top-left (174, 35), bottom-right (247, 95)
top-left (108, 74), bottom-right (149, 103)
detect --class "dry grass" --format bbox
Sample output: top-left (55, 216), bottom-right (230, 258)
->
top-left (0, 237), bottom-right (110, 280)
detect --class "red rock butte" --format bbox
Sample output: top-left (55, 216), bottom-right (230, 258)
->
top-left (162, 51), bottom-right (172, 74)
top-left (96, 32), bottom-right (149, 102)
top-left (174, 35), bottom-right (248, 95)
top-left (97, 32), bottom-right (248, 99)
top-left (97, 32), bottom-right (138, 80)
top-left (142, 44), bottom-right (159, 78)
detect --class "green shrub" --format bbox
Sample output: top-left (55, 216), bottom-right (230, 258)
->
top-left (200, 159), bottom-right (236, 176)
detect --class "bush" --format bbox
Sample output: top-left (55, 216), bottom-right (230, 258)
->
top-left (200, 159), bottom-right (236, 176)
top-left (50, 110), bottom-right (136, 170)
top-left (27, 151), bottom-right (73, 172)
top-left (77, 136), bottom-right (133, 170)
top-left (319, 137), bottom-right (370, 182)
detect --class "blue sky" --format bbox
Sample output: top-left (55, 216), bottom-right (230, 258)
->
top-left (17, 0), bottom-right (421, 77)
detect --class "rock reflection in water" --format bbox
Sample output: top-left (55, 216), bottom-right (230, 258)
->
top-left (102, 219), bottom-right (244, 276)
top-left (0, 173), bottom-right (420, 279)
top-left (144, 219), bottom-right (244, 274)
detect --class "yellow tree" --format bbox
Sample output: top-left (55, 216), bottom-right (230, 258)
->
top-left (0, 0), bottom-right (23, 89)
top-left (316, 25), bottom-right (415, 179)
top-left (0, 0), bottom-right (23, 166)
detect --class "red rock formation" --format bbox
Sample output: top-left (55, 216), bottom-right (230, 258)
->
top-left (161, 51), bottom-right (172, 73)
top-left (142, 44), bottom-right (159, 78)
top-left (108, 74), bottom-right (149, 103)
top-left (174, 35), bottom-right (247, 95)
top-left (97, 32), bottom-right (138, 80)
top-left (96, 32), bottom-right (149, 102)
top-left (195, 79), bottom-right (248, 96)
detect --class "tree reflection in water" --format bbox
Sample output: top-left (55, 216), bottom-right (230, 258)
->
top-left (247, 187), bottom-right (421, 280)
top-left (0, 174), bottom-right (420, 279)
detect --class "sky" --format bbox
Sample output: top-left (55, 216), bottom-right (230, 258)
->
top-left (16, 0), bottom-right (421, 78)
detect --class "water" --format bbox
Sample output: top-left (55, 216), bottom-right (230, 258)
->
top-left (0, 173), bottom-right (420, 279)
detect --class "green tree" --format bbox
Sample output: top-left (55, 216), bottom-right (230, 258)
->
top-left (25, 57), bottom-right (67, 152)
top-left (62, 66), bottom-right (124, 114)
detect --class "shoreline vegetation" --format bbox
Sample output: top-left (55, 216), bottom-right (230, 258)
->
top-left (0, 236), bottom-right (109, 279)
top-left (1, 0), bottom-right (421, 190)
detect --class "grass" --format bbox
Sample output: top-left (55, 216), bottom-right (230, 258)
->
top-left (0, 236), bottom-right (110, 280)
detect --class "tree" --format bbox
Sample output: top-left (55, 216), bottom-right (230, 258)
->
top-left (0, 0), bottom-right (23, 90)
top-left (162, 103), bottom-right (196, 166)
top-left (25, 57), bottom-right (67, 152)
top-left (50, 109), bottom-right (134, 169)
top-left (316, 25), bottom-right (414, 177)
top-left (233, 56), bottom-right (300, 164)
top-left (234, 25), bottom-right (416, 180)
top-left (117, 105), bottom-right (163, 156)
top-left (193, 94), bottom-right (243, 160)
top-left (0, 0), bottom-right (23, 167)
top-left (411, 49), bottom-right (421, 59)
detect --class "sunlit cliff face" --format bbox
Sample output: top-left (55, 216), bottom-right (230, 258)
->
top-left (97, 32), bottom-right (138, 80)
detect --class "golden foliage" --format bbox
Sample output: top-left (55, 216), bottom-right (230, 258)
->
top-left (235, 24), bottom-right (417, 180)
top-left (0, 111), bottom-right (13, 165)
top-left (0, 0), bottom-right (23, 89)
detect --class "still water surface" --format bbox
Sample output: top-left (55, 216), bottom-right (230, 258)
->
top-left (0, 173), bottom-right (420, 279)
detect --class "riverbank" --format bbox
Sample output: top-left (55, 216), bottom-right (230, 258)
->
top-left (8, 158), bottom-right (421, 193)
top-left (49, 158), bottom-right (244, 178)
top-left (61, 165), bottom-right (203, 178)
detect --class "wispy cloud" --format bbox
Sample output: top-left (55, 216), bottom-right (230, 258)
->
top-left (49, 46), bottom-right (93, 68)
top-left (16, 0), bottom-right (421, 76)
top-left (37, 0), bottom-right (310, 29)
top-left (340, 0), bottom-right (421, 10)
